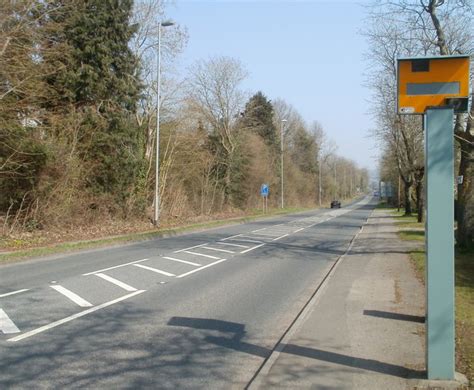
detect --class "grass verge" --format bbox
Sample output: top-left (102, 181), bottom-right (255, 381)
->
top-left (389, 208), bottom-right (473, 384)
top-left (0, 206), bottom-right (311, 264)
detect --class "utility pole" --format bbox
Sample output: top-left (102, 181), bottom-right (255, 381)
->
top-left (280, 119), bottom-right (287, 208)
top-left (153, 20), bottom-right (175, 226)
top-left (318, 155), bottom-right (322, 207)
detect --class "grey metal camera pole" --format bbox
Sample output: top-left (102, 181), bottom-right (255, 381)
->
top-left (424, 107), bottom-right (455, 380)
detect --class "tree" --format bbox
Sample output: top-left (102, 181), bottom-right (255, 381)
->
top-left (186, 56), bottom-right (248, 206)
top-left (240, 91), bottom-right (278, 150)
top-left (365, 0), bottom-right (473, 245)
top-left (44, 0), bottom-right (144, 199)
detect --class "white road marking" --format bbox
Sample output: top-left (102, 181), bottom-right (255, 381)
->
top-left (83, 258), bottom-right (149, 276)
top-left (200, 246), bottom-right (235, 254)
top-left (272, 234), bottom-right (289, 241)
top-left (95, 273), bottom-right (137, 292)
top-left (294, 228), bottom-right (305, 233)
top-left (163, 256), bottom-right (201, 267)
top-left (133, 264), bottom-right (175, 277)
top-left (174, 243), bottom-right (208, 253)
top-left (7, 290), bottom-right (145, 342)
top-left (248, 231), bottom-right (282, 237)
top-left (183, 251), bottom-right (220, 260)
top-left (0, 309), bottom-right (20, 334)
top-left (216, 242), bottom-right (249, 248)
top-left (177, 259), bottom-right (228, 278)
top-left (228, 238), bottom-right (263, 244)
top-left (252, 224), bottom-right (284, 232)
top-left (238, 235), bottom-right (272, 241)
top-left (50, 285), bottom-right (93, 307)
top-left (220, 234), bottom-right (241, 241)
top-left (0, 289), bottom-right (29, 299)
top-left (240, 243), bottom-right (266, 254)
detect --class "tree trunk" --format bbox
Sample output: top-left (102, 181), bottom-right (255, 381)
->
top-left (416, 180), bottom-right (424, 223)
top-left (403, 180), bottom-right (413, 215)
top-left (456, 140), bottom-right (474, 249)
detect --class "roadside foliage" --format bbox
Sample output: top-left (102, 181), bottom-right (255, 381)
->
top-left (0, 1), bottom-right (368, 246)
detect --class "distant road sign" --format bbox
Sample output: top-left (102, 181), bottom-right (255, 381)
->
top-left (260, 184), bottom-right (269, 197)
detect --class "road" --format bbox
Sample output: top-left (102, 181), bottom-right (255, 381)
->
top-left (0, 197), bottom-right (374, 389)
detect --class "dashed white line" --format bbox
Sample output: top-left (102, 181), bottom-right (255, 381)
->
top-left (200, 246), bottom-right (235, 254)
top-left (163, 256), bottom-right (201, 267)
top-left (294, 228), bottom-right (305, 233)
top-left (183, 251), bottom-right (220, 260)
top-left (216, 242), bottom-right (249, 248)
top-left (174, 243), bottom-right (208, 253)
top-left (133, 264), bottom-right (175, 277)
top-left (252, 224), bottom-right (284, 232)
top-left (0, 289), bottom-right (30, 299)
top-left (83, 258), bottom-right (149, 276)
top-left (220, 234), bottom-right (242, 241)
top-left (227, 238), bottom-right (264, 244)
top-left (7, 290), bottom-right (145, 342)
top-left (0, 309), bottom-right (20, 334)
top-left (240, 243), bottom-right (266, 254)
top-left (177, 259), bottom-right (228, 278)
top-left (95, 273), bottom-right (137, 292)
top-left (248, 231), bottom-right (282, 237)
top-left (272, 234), bottom-right (289, 241)
top-left (50, 285), bottom-right (93, 307)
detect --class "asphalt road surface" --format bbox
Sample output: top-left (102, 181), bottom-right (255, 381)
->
top-left (0, 197), bottom-right (375, 389)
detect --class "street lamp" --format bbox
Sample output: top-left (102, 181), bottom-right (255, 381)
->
top-left (280, 119), bottom-right (287, 209)
top-left (154, 20), bottom-right (175, 226)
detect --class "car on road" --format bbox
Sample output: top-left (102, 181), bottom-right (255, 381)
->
top-left (330, 200), bottom-right (341, 209)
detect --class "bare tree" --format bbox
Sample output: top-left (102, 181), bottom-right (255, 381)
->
top-left (365, 0), bottom-right (473, 244)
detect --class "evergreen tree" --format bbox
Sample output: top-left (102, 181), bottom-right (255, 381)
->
top-left (240, 92), bottom-right (278, 150)
top-left (43, 0), bottom-right (144, 201)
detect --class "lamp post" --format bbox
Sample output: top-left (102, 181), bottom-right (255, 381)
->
top-left (154, 20), bottom-right (174, 226)
top-left (280, 119), bottom-right (287, 209)
top-left (318, 155), bottom-right (322, 207)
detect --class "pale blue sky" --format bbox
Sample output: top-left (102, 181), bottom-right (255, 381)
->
top-left (167, 0), bottom-right (377, 169)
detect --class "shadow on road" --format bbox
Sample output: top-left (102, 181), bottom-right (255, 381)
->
top-left (167, 316), bottom-right (425, 380)
top-left (363, 310), bottom-right (425, 323)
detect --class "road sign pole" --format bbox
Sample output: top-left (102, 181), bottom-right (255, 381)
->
top-left (425, 107), bottom-right (455, 380)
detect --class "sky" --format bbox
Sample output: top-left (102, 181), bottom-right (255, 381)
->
top-left (166, 0), bottom-right (378, 170)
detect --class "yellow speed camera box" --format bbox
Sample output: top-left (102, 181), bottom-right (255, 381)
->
top-left (397, 55), bottom-right (470, 114)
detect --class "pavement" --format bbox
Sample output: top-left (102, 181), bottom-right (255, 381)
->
top-left (251, 209), bottom-right (428, 389)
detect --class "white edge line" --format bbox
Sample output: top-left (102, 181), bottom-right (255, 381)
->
top-left (95, 273), bottom-right (137, 292)
top-left (133, 264), bottom-right (175, 277)
top-left (272, 234), bottom-right (289, 241)
top-left (83, 258), bottom-right (149, 276)
top-left (50, 285), bottom-right (93, 307)
top-left (0, 289), bottom-right (30, 299)
top-left (163, 256), bottom-right (201, 267)
top-left (240, 243), bottom-right (266, 254)
top-left (173, 243), bottom-right (208, 253)
top-left (7, 290), bottom-right (145, 342)
top-left (177, 259), bottom-right (227, 278)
